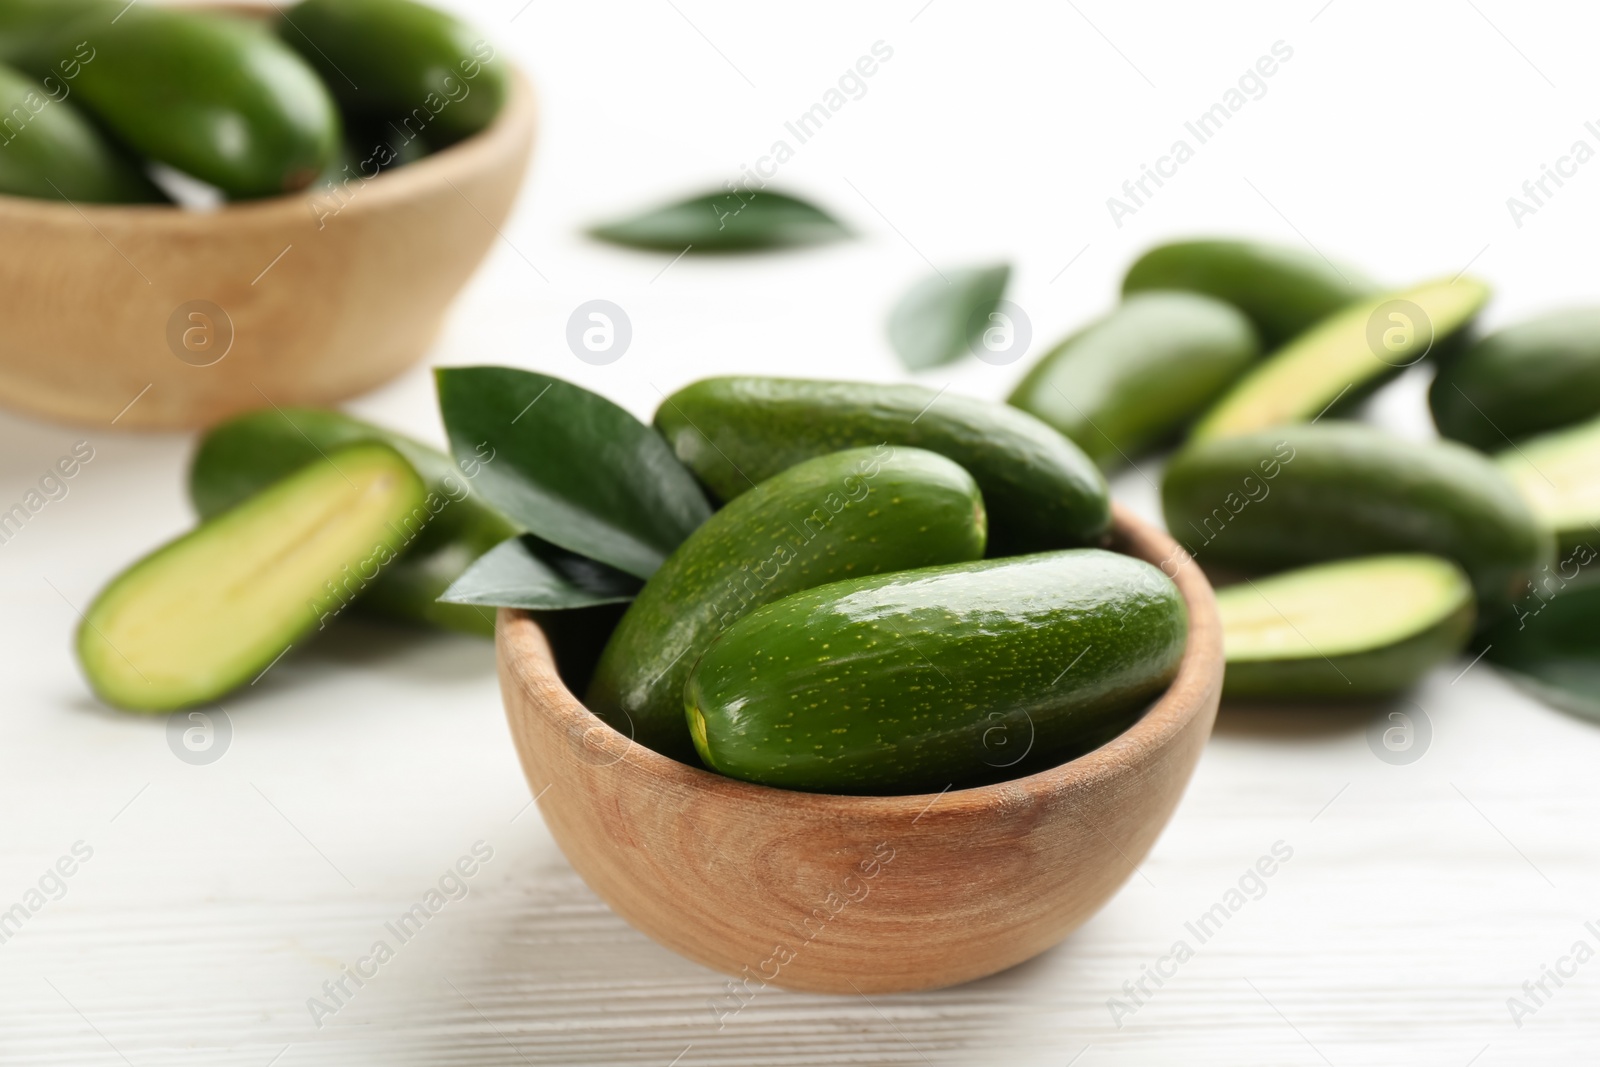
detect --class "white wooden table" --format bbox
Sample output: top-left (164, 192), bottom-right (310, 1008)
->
top-left (5, 1), bottom-right (1599, 1062)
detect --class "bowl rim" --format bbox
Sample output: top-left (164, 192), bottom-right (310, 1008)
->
top-left (0, 41), bottom-right (536, 226)
top-left (498, 500), bottom-right (1223, 819)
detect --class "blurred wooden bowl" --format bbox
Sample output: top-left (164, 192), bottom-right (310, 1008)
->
top-left (0, 68), bottom-right (535, 430)
top-left (498, 503), bottom-right (1223, 994)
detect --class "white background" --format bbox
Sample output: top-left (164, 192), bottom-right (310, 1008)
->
top-left (4, 0), bottom-right (1600, 1062)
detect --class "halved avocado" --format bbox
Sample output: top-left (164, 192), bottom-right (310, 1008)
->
top-left (1497, 415), bottom-right (1600, 564)
top-left (1217, 554), bottom-right (1476, 698)
top-left (1192, 277), bottom-right (1490, 441)
top-left (78, 443), bottom-right (426, 711)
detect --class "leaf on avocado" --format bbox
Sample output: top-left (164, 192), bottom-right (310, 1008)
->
top-left (436, 367), bottom-right (711, 579)
top-left (1483, 582), bottom-right (1600, 721)
top-left (587, 188), bottom-right (849, 252)
top-left (439, 535), bottom-right (642, 610)
top-left (888, 263), bottom-right (1011, 370)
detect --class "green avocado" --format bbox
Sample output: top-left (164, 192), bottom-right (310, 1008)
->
top-left (685, 549), bottom-right (1187, 795)
top-left (1162, 423), bottom-right (1553, 616)
top-left (79, 443), bottom-right (426, 711)
top-left (654, 377), bottom-right (1109, 555)
top-left (1008, 290), bottom-right (1259, 469)
top-left (1121, 238), bottom-right (1376, 348)
top-left (189, 407), bottom-right (516, 637)
top-left (0, 60), bottom-right (161, 202)
top-left (278, 0), bottom-right (507, 144)
top-left (1496, 414), bottom-right (1600, 568)
top-left (1216, 555), bottom-right (1475, 698)
top-left (1191, 277), bottom-right (1490, 442)
top-left (19, 4), bottom-right (341, 198)
top-left (1431, 308), bottom-right (1600, 449)
top-left (1482, 582), bottom-right (1600, 721)
top-left (0, 0), bottom-right (109, 65)
top-left (586, 446), bottom-right (987, 763)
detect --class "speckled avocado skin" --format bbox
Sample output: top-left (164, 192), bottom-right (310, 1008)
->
top-left (653, 377), bottom-right (1110, 556)
top-left (586, 446), bottom-right (987, 764)
top-left (1008, 290), bottom-right (1259, 469)
top-left (685, 549), bottom-right (1187, 795)
top-left (1162, 423), bottom-right (1553, 616)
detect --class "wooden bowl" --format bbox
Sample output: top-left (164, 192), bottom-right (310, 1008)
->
top-left (497, 503), bottom-right (1223, 994)
top-left (0, 71), bottom-right (535, 430)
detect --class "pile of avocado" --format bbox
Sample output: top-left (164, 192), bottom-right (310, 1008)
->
top-left (0, 0), bottom-right (506, 203)
top-left (82, 380), bottom-right (1193, 796)
top-left (1011, 239), bottom-right (1599, 701)
top-left (71, 236), bottom-right (1600, 796)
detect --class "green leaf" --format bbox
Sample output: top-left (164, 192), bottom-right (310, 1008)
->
top-left (587, 188), bottom-right (850, 252)
top-left (1483, 581), bottom-right (1600, 721)
top-left (439, 535), bottom-right (642, 610)
top-left (435, 367), bottom-right (712, 579)
top-left (888, 263), bottom-right (1011, 370)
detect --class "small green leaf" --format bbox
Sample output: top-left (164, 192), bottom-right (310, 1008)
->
top-left (436, 367), bottom-right (712, 579)
top-left (888, 263), bottom-right (1011, 371)
top-left (1483, 582), bottom-right (1600, 721)
top-left (588, 188), bottom-right (849, 252)
top-left (440, 535), bottom-right (642, 610)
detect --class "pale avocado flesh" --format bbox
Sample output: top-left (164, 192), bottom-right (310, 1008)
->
top-left (1497, 416), bottom-right (1600, 563)
top-left (1216, 554), bottom-right (1476, 698)
top-left (1192, 277), bottom-right (1490, 441)
top-left (78, 443), bottom-right (426, 711)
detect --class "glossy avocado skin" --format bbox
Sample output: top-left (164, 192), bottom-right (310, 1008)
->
top-left (1431, 308), bottom-right (1600, 450)
top-left (587, 446), bottom-right (988, 764)
top-left (1122, 239), bottom-right (1375, 348)
top-left (189, 407), bottom-right (516, 637)
top-left (19, 5), bottom-right (341, 198)
top-left (1009, 291), bottom-right (1259, 469)
top-left (654, 377), bottom-right (1110, 557)
top-left (279, 0), bottom-right (507, 143)
top-left (686, 549), bottom-right (1187, 795)
top-left (0, 60), bottom-right (162, 202)
top-left (1162, 423), bottom-right (1553, 616)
